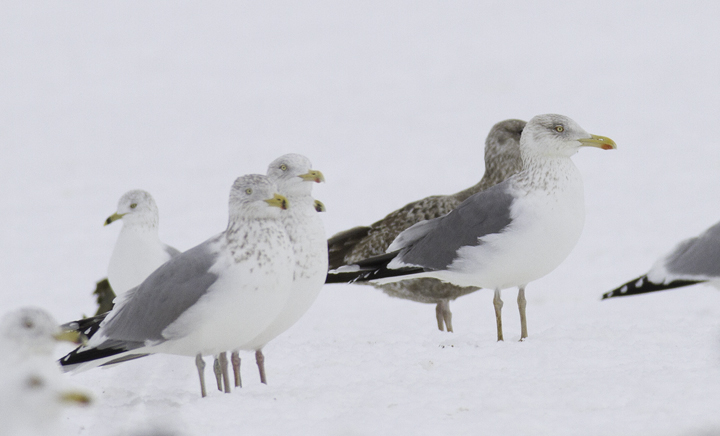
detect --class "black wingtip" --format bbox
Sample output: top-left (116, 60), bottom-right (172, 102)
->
top-left (326, 250), bottom-right (426, 285)
top-left (59, 345), bottom-right (127, 371)
top-left (602, 275), bottom-right (704, 300)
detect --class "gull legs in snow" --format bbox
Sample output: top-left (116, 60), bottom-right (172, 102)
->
top-left (212, 353), bottom-right (233, 393)
top-left (517, 286), bottom-right (528, 341)
top-left (435, 300), bottom-right (453, 332)
top-left (493, 286), bottom-right (529, 342)
top-left (231, 351), bottom-right (242, 387)
top-left (196, 354), bottom-right (207, 398)
top-left (256, 349), bottom-right (267, 384)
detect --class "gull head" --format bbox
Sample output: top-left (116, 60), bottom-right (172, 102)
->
top-left (104, 190), bottom-right (159, 227)
top-left (0, 307), bottom-right (85, 357)
top-left (267, 153), bottom-right (325, 197)
top-left (229, 174), bottom-right (289, 221)
top-left (522, 114), bottom-right (617, 158)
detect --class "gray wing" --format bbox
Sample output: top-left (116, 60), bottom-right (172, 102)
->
top-left (396, 180), bottom-right (516, 270)
top-left (663, 220), bottom-right (720, 278)
top-left (164, 244), bottom-right (182, 258)
top-left (99, 237), bottom-right (221, 345)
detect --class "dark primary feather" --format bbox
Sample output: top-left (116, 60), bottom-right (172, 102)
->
top-left (602, 275), bottom-right (703, 299)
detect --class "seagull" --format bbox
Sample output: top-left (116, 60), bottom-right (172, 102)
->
top-left (327, 114), bottom-right (616, 341)
top-left (0, 308), bottom-right (90, 436)
top-left (602, 220), bottom-right (720, 299)
top-left (105, 190), bottom-right (181, 298)
top-left (0, 307), bottom-right (84, 361)
top-left (213, 154), bottom-right (326, 390)
top-left (327, 119), bottom-right (525, 332)
top-left (59, 175), bottom-right (295, 398)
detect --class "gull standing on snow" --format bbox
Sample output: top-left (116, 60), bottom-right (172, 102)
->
top-left (327, 114), bottom-right (616, 341)
top-left (59, 175), bottom-right (294, 397)
top-left (327, 119), bottom-right (525, 332)
top-left (602, 220), bottom-right (720, 299)
top-left (214, 154), bottom-right (326, 390)
top-left (105, 190), bottom-right (181, 297)
top-left (0, 308), bottom-right (90, 436)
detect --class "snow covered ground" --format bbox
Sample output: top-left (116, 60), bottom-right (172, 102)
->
top-left (2, 1), bottom-right (720, 435)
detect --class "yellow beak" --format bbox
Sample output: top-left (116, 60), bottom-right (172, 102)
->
top-left (314, 199), bottom-right (326, 212)
top-left (578, 134), bottom-right (617, 150)
top-left (265, 193), bottom-right (289, 210)
top-left (104, 212), bottom-right (125, 226)
top-left (53, 330), bottom-right (88, 346)
top-left (299, 170), bottom-right (325, 183)
top-left (59, 391), bottom-right (92, 406)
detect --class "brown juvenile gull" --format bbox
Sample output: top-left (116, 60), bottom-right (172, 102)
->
top-left (327, 119), bottom-right (525, 333)
top-left (327, 114), bottom-right (617, 341)
top-left (602, 219), bottom-right (720, 299)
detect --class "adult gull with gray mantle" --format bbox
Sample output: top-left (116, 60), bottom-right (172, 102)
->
top-left (59, 175), bottom-right (294, 397)
top-left (328, 114), bottom-right (617, 341)
top-left (327, 119), bottom-right (525, 332)
top-left (602, 219), bottom-right (720, 299)
top-left (216, 154), bottom-right (327, 390)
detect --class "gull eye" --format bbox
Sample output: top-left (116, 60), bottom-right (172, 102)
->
top-left (26, 375), bottom-right (44, 389)
top-left (130, 203), bottom-right (137, 209)
top-left (23, 318), bottom-right (34, 329)
top-left (280, 164), bottom-right (288, 171)
top-left (555, 126), bottom-right (564, 132)
top-left (245, 188), bottom-right (253, 195)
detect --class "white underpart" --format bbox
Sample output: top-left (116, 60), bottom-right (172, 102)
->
top-left (241, 192), bottom-right (327, 351)
top-left (108, 226), bottom-right (176, 295)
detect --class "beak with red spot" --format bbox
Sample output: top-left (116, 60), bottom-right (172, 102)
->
top-left (299, 170), bottom-right (325, 183)
top-left (578, 134), bottom-right (617, 150)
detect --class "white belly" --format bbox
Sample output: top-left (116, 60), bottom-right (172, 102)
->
top-left (108, 230), bottom-right (173, 295)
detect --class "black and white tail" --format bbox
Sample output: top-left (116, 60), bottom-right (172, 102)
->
top-left (602, 275), bottom-right (703, 299)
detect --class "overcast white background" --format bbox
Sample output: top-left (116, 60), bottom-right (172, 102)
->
top-left (1, 2), bottom-right (720, 435)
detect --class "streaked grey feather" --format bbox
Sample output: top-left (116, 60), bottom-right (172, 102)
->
top-left (397, 181), bottom-right (515, 270)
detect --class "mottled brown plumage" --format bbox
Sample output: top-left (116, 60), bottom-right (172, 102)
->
top-left (327, 119), bottom-right (525, 332)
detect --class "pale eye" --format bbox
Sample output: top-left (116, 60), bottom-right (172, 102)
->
top-left (555, 126), bottom-right (564, 132)
top-left (280, 164), bottom-right (288, 171)
top-left (245, 188), bottom-right (253, 195)
top-left (130, 203), bottom-right (137, 209)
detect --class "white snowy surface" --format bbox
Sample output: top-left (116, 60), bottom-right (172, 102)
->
top-left (1, 2), bottom-right (720, 435)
